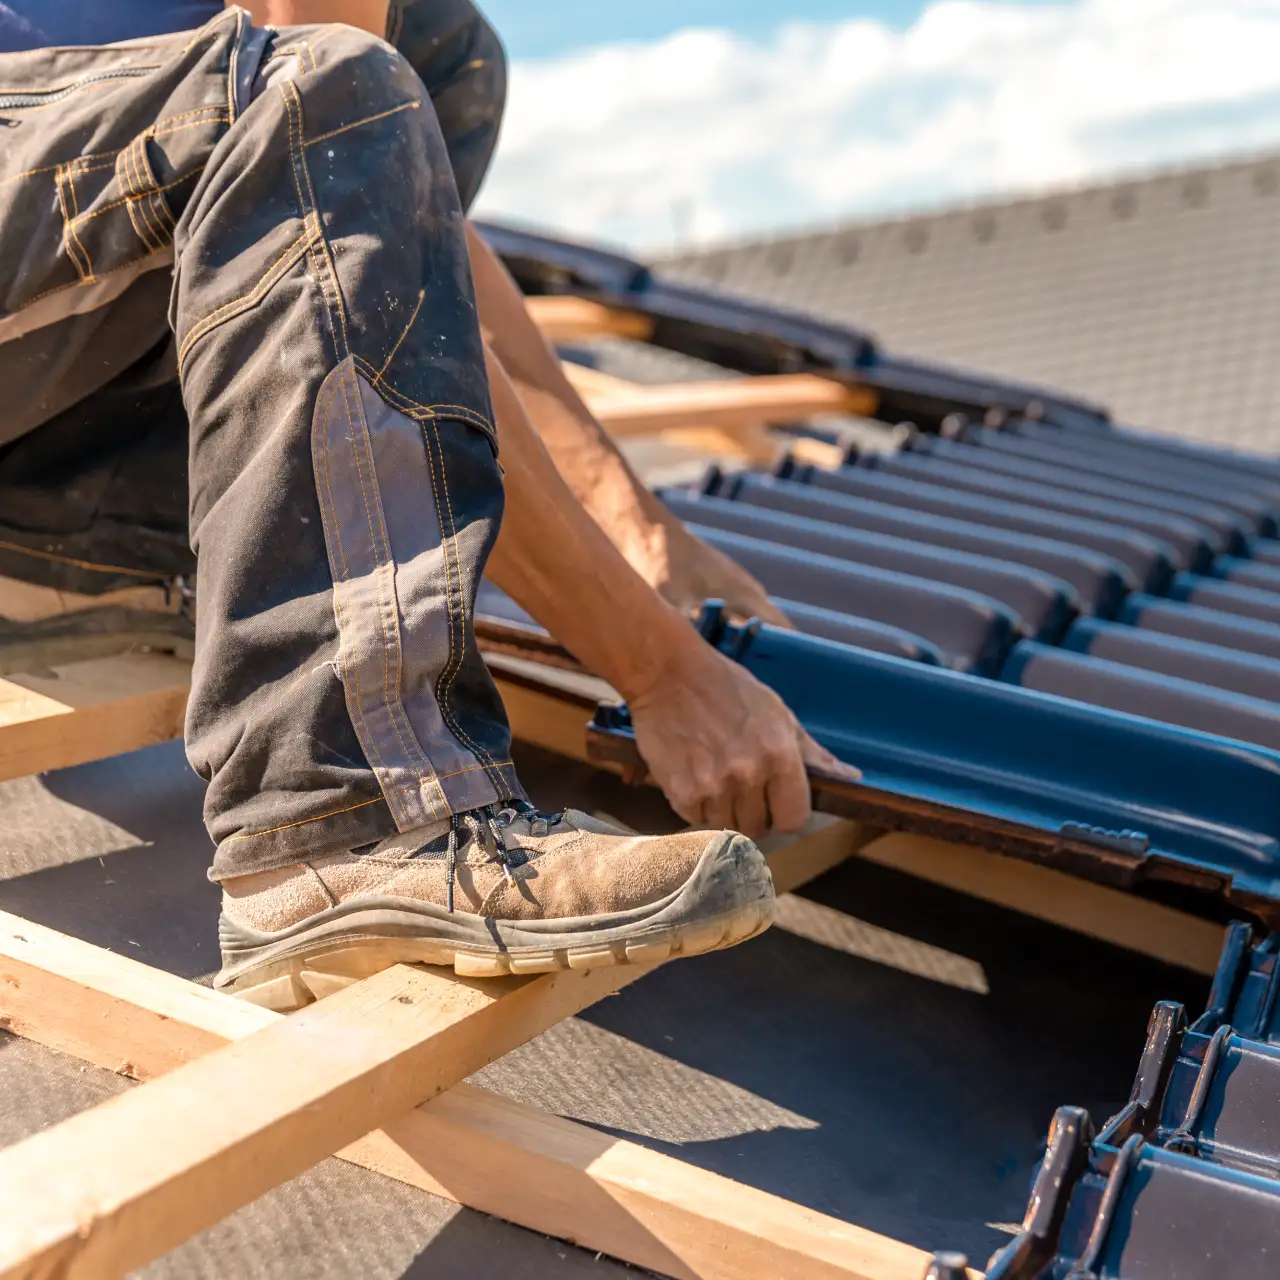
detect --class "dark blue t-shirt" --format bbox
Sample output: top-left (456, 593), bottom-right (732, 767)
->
top-left (0, 1), bottom-right (223, 52)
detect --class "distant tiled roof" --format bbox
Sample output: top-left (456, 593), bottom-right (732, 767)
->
top-left (662, 152), bottom-right (1280, 453)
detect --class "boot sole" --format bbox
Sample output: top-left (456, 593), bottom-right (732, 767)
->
top-left (215, 833), bottom-right (774, 1012)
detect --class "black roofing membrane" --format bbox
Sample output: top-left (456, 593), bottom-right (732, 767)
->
top-left (0, 740), bottom-right (1211, 1274)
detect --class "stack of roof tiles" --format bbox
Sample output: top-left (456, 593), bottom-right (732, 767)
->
top-left (971, 922), bottom-right (1280, 1278)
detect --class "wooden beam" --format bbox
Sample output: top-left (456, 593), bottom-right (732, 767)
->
top-left (788, 436), bottom-right (849, 469)
top-left (0, 958), bottom-right (674, 1279)
top-left (858, 833), bottom-right (1226, 975)
top-left (0, 909), bottom-right (929, 1280)
top-left (493, 671), bottom-right (601, 765)
top-left (0, 652), bottom-right (189, 783)
top-left (0, 812), bottom-right (892, 1280)
top-left (562, 364), bottom-right (786, 463)
top-left (366, 1084), bottom-right (939, 1280)
top-left (525, 295), bottom-right (655, 343)
top-left (761, 814), bottom-right (876, 895)
top-left (580, 375), bottom-right (879, 439)
top-left (560, 360), bottom-right (637, 399)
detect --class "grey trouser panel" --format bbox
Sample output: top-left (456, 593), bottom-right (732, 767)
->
top-left (0, 7), bottom-right (523, 878)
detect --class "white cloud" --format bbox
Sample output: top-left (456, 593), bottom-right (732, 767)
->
top-left (473, 0), bottom-right (1280, 252)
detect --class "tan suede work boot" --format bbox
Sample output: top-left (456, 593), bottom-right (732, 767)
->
top-left (214, 802), bottom-right (776, 1010)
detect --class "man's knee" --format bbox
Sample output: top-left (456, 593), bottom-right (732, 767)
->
top-left (291, 22), bottom-right (424, 110)
top-left (386, 0), bottom-right (507, 210)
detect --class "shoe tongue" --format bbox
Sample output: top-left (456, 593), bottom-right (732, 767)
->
top-left (352, 816), bottom-right (452, 858)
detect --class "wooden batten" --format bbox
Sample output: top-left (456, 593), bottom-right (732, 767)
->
top-left (525, 295), bottom-right (655, 343)
top-left (560, 360), bottom-right (638, 399)
top-left (0, 960), bottom-right (664, 1279)
top-left (0, 652), bottom-right (189, 784)
top-left (859, 833), bottom-right (1225, 975)
top-left (580, 374), bottom-right (878, 439)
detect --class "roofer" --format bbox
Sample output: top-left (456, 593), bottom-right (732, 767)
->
top-left (0, 1), bottom-right (851, 1008)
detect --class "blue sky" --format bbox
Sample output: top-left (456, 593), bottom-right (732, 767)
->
top-left (474, 0), bottom-right (1280, 250)
top-left (480, 0), bottom-right (1060, 60)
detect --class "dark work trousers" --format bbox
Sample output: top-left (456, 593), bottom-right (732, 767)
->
top-left (0, 4), bottom-right (526, 881)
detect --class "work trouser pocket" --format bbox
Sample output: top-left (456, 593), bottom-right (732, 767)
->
top-left (0, 24), bottom-right (239, 312)
top-left (55, 107), bottom-right (228, 282)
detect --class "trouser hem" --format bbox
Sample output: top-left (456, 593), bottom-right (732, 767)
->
top-left (207, 759), bottom-right (527, 882)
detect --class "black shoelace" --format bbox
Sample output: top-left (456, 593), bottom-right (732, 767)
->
top-left (438, 800), bottom-right (562, 913)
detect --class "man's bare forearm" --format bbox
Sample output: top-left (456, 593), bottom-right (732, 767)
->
top-left (482, 343), bottom-right (690, 701)
top-left (465, 224), bottom-right (672, 575)
top-left (466, 225), bottom-right (789, 625)
top-left (228, 0), bottom-right (389, 37)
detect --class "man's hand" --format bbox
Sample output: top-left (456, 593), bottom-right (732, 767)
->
top-left (483, 332), bottom-right (857, 842)
top-left (627, 633), bottom-right (859, 839)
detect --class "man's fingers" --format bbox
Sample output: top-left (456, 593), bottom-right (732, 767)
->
top-left (762, 739), bottom-right (812, 833)
top-left (729, 771), bottom-right (770, 841)
top-left (799, 728), bottom-right (862, 781)
top-left (719, 578), bottom-right (793, 629)
top-left (700, 787), bottom-right (737, 833)
top-left (730, 592), bottom-right (792, 629)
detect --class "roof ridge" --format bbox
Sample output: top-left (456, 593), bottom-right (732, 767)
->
top-left (663, 144), bottom-right (1280, 261)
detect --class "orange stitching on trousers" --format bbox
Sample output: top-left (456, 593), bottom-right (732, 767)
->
top-left (124, 195), bottom-right (157, 252)
top-left (125, 139), bottom-right (159, 248)
top-left (320, 372), bottom-right (392, 801)
top-left (54, 167), bottom-right (91, 281)
top-left (70, 169), bottom-right (198, 225)
top-left (221, 759), bottom-right (516, 843)
top-left (304, 100), bottom-right (421, 149)
top-left (426, 416), bottom-right (504, 777)
top-left (121, 140), bottom-right (161, 251)
top-left (65, 165), bottom-right (94, 276)
top-left (133, 133), bottom-right (175, 249)
top-left (180, 5), bottom-right (237, 54)
top-left (176, 225), bottom-right (315, 371)
top-left (416, 417), bottom-right (460, 754)
top-left (419, 416), bottom-right (503, 780)
top-left (153, 185), bottom-right (177, 238)
top-left (350, 360), bottom-right (497, 437)
top-left (279, 82), bottom-right (310, 217)
top-left (351, 360), bottom-right (497, 439)
top-left (322, 368), bottom-right (443, 824)
top-left (376, 289), bottom-right (424, 378)
top-left (226, 9), bottom-right (242, 126)
top-left (285, 79), bottom-right (352, 359)
top-left (148, 186), bottom-right (175, 242)
top-left (337, 362), bottom-right (421, 780)
top-left (339, 363), bottom-right (440, 794)
top-left (0, 109), bottom-right (227, 193)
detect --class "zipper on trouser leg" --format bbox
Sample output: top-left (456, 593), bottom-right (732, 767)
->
top-left (0, 67), bottom-right (157, 111)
